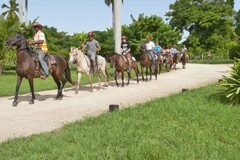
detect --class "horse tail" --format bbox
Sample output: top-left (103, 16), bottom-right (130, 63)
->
top-left (65, 63), bottom-right (76, 85)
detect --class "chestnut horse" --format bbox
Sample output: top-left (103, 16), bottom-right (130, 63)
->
top-left (6, 33), bottom-right (75, 106)
top-left (110, 52), bottom-right (139, 87)
top-left (140, 44), bottom-right (157, 81)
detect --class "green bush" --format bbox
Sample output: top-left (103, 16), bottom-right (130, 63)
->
top-left (219, 58), bottom-right (240, 104)
top-left (229, 45), bottom-right (240, 59)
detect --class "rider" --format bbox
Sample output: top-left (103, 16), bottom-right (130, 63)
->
top-left (82, 31), bottom-right (101, 74)
top-left (170, 44), bottom-right (178, 57)
top-left (180, 44), bottom-right (188, 61)
top-left (28, 22), bottom-right (49, 79)
top-left (121, 35), bottom-right (132, 72)
top-left (154, 40), bottom-right (162, 61)
top-left (145, 35), bottom-right (156, 66)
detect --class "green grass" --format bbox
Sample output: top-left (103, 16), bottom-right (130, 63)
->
top-left (0, 63), bottom-right (167, 97)
top-left (0, 84), bottom-right (239, 159)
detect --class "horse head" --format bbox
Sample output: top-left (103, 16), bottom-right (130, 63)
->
top-left (109, 52), bottom-right (117, 68)
top-left (6, 33), bottom-right (27, 48)
top-left (69, 47), bottom-right (84, 64)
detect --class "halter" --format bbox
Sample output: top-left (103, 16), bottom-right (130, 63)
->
top-left (16, 35), bottom-right (28, 53)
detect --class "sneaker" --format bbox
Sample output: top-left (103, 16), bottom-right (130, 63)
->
top-left (40, 74), bottom-right (48, 79)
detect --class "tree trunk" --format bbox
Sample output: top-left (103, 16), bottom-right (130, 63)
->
top-left (19, 0), bottom-right (23, 23)
top-left (113, 0), bottom-right (121, 54)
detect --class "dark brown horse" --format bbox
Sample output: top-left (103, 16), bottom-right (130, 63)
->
top-left (6, 33), bottom-right (75, 106)
top-left (164, 54), bottom-right (173, 72)
top-left (172, 53), bottom-right (179, 70)
top-left (110, 52), bottom-right (139, 87)
top-left (180, 53), bottom-right (187, 69)
top-left (140, 44), bottom-right (157, 81)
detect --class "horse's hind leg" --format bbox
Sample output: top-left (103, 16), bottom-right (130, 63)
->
top-left (52, 75), bottom-right (62, 100)
top-left (28, 77), bottom-right (35, 104)
top-left (13, 75), bottom-right (23, 106)
top-left (127, 72), bottom-right (130, 86)
top-left (86, 72), bottom-right (93, 92)
top-left (121, 71), bottom-right (125, 87)
top-left (114, 70), bottom-right (119, 87)
top-left (141, 66), bottom-right (145, 81)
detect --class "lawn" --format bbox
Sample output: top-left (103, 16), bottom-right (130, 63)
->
top-left (0, 84), bottom-right (239, 159)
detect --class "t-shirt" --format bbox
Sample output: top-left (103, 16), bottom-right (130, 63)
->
top-left (121, 42), bottom-right (130, 53)
top-left (171, 47), bottom-right (178, 55)
top-left (182, 47), bottom-right (187, 54)
top-left (154, 45), bottom-right (161, 53)
top-left (34, 30), bottom-right (46, 48)
top-left (86, 39), bottom-right (100, 54)
top-left (145, 41), bottom-right (155, 51)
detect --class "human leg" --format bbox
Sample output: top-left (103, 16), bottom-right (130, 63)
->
top-left (37, 49), bottom-right (49, 78)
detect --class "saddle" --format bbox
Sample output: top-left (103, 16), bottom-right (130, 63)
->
top-left (32, 52), bottom-right (57, 78)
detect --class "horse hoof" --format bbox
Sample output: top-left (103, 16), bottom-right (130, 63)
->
top-left (29, 100), bottom-right (34, 104)
top-left (12, 101), bottom-right (18, 107)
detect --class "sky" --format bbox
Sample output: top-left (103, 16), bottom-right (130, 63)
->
top-left (1, 0), bottom-right (240, 36)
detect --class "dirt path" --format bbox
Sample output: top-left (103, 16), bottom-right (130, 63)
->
top-left (0, 63), bottom-right (231, 142)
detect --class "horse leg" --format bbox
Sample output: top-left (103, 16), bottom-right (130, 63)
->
top-left (146, 67), bottom-right (148, 82)
top-left (121, 71), bottom-right (124, 87)
top-left (27, 77), bottom-right (35, 104)
top-left (141, 66), bottom-right (145, 81)
top-left (103, 66), bottom-right (109, 87)
top-left (135, 67), bottom-right (139, 83)
top-left (12, 75), bottom-right (23, 106)
top-left (86, 72), bottom-right (93, 92)
top-left (149, 66), bottom-right (153, 81)
top-left (127, 71), bottom-right (130, 86)
top-left (52, 75), bottom-right (62, 100)
top-left (75, 72), bottom-right (82, 94)
top-left (58, 76), bottom-right (67, 100)
top-left (97, 74), bottom-right (101, 90)
top-left (115, 70), bottom-right (119, 87)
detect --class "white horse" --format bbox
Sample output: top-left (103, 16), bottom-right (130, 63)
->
top-left (68, 47), bottom-right (109, 93)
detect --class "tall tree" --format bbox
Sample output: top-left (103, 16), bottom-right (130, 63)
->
top-left (104, 0), bottom-right (123, 54)
top-left (1, 0), bottom-right (19, 21)
top-left (166, 0), bottom-right (236, 57)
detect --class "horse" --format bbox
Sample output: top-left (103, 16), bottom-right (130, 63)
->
top-left (109, 52), bottom-right (139, 87)
top-left (163, 53), bottom-right (173, 72)
top-left (172, 52), bottom-right (179, 70)
top-left (156, 52), bottom-right (163, 74)
top-left (180, 53), bottom-right (187, 69)
top-left (140, 44), bottom-right (157, 81)
top-left (68, 47), bottom-right (109, 93)
top-left (6, 33), bottom-right (75, 106)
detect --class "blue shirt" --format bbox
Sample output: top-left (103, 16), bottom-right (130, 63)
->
top-left (154, 45), bottom-right (161, 53)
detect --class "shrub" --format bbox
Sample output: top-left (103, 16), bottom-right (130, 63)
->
top-left (219, 58), bottom-right (240, 104)
top-left (229, 45), bottom-right (240, 59)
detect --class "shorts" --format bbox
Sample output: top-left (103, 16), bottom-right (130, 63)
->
top-left (87, 52), bottom-right (96, 60)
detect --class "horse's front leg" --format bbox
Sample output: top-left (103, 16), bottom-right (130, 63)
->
top-left (28, 76), bottom-right (35, 104)
top-left (146, 67), bottom-right (148, 82)
top-left (149, 66), bottom-right (152, 81)
top-left (86, 72), bottom-right (93, 92)
top-left (13, 75), bottom-right (23, 106)
top-left (141, 66), bottom-right (145, 81)
top-left (121, 71), bottom-right (124, 87)
top-left (75, 72), bottom-right (82, 94)
top-left (127, 71), bottom-right (130, 86)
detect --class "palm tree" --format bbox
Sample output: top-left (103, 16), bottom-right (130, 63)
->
top-left (104, 0), bottom-right (123, 54)
top-left (1, 0), bottom-right (19, 21)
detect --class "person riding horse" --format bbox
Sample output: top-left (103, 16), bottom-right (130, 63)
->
top-left (121, 35), bottom-right (132, 72)
top-left (82, 31), bottom-right (101, 74)
top-left (145, 35), bottom-right (156, 67)
top-left (28, 22), bottom-right (49, 79)
top-left (180, 44), bottom-right (188, 62)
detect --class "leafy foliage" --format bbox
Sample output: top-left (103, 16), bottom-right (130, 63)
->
top-left (220, 58), bottom-right (240, 104)
top-left (166, 0), bottom-right (237, 57)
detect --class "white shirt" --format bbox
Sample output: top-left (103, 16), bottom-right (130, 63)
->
top-left (34, 30), bottom-right (46, 47)
top-left (145, 41), bottom-right (155, 51)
